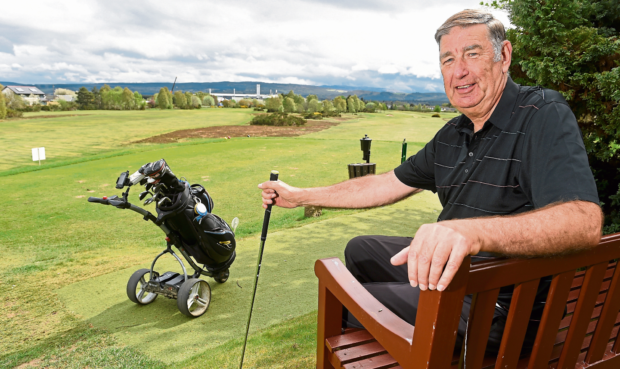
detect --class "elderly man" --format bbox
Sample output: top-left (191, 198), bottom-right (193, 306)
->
top-left (259, 9), bottom-right (602, 352)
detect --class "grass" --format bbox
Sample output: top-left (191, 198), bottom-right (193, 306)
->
top-left (0, 109), bottom-right (449, 368)
top-left (0, 108), bottom-right (254, 172)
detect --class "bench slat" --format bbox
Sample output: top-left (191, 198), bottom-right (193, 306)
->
top-left (331, 341), bottom-right (387, 367)
top-left (570, 267), bottom-right (615, 290)
top-left (567, 280), bottom-right (611, 312)
top-left (327, 330), bottom-right (376, 352)
top-left (341, 353), bottom-right (397, 369)
top-left (557, 262), bottom-right (608, 368)
top-left (495, 279), bottom-right (540, 369)
top-left (463, 288), bottom-right (500, 368)
top-left (527, 270), bottom-right (575, 369)
top-left (587, 265), bottom-right (620, 364)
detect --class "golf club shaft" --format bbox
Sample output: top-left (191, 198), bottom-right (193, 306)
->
top-left (239, 170), bottom-right (279, 369)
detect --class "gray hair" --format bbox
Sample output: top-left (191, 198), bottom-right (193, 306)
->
top-left (435, 9), bottom-right (506, 62)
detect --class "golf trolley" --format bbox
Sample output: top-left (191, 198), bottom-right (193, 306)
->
top-left (88, 159), bottom-right (238, 318)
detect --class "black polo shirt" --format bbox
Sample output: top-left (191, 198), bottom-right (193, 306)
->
top-left (395, 77), bottom-right (598, 238)
top-left (394, 77), bottom-right (599, 326)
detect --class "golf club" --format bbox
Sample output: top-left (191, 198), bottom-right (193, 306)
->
top-left (239, 170), bottom-right (279, 369)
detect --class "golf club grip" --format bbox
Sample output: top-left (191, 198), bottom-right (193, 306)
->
top-left (261, 171), bottom-right (279, 241)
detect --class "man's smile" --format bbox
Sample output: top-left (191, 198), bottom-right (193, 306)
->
top-left (455, 83), bottom-right (476, 93)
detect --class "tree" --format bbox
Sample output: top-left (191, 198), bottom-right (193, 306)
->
top-left (333, 96), bottom-right (346, 112)
top-left (265, 97), bottom-right (283, 112)
top-left (307, 94), bottom-right (318, 102)
top-left (322, 99), bottom-right (334, 113)
top-left (191, 96), bottom-right (201, 109)
top-left (239, 98), bottom-right (253, 107)
top-left (283, 97), bottom-right (296, 112)
top-left (185, 92), bottom-right (193, 108)
top-left (365, 102), bottom-right (376, 112)
top-left (490, 0), bottom-right (620, 233)
top-left (308, 99), bottom-right (321, 113)
top-left (203, 95), bottom-right (215, 107)
top-left (347, 96), bottom-right (357, 113)
top-left (121, 87), bottom-right (135, 110)
top-left (293, 94), bottom-right (305, 106)
top-left (174, 91), bottom-right (187, 109)
top-left (54, 88), bottom-right (76, 96)
top-left (76, 87), bottom-right (94, 110)
top-left (357, 97), bottom-right (365, 111)
top-left (433, 105), bottom-right (441, 113)
top-left (156, 87), bottom-right (170, 110)
top-left (4, 90), bottom-right (25, 110)
top-left (0, 84), bottom-right (6, 119)
top-left (91, 87), bottom-right (102, 109)
top-left (133, 91), bottom-right (143, 108)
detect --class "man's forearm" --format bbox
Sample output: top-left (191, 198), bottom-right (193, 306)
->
top-left (294, 170), bottom-right (421, 209)
top-left (451, 200), bottom-right (603, 257)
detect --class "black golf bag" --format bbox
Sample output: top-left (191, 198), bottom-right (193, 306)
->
top-left (154, 182), bottom-right (236, 273)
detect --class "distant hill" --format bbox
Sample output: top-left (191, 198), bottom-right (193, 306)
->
top-left (0, 81), bottom-right (449, 105)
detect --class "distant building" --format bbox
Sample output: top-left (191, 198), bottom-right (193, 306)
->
top-left (2, 85), bottom-right (47, 105)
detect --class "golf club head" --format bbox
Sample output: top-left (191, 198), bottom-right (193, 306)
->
top-left (157, 197), bottom-right (171, 207)
top-left (231, 217), bottom-right (239, 233)
top-left (144, 197), bottom-right (155, 206)
top-left (139, 191), bottom-right (152, 201)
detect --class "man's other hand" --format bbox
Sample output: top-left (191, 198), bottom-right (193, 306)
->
top-left (258, 180), bottom-right (300, 209)
top-left (390, 222), bottom-right (481, 292)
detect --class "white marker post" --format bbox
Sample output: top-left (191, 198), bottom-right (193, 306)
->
top-left (32, 147), bottom-right (46, 166)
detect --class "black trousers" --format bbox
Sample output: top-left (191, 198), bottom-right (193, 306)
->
top-left (343, 235), bottom-right (511, 355)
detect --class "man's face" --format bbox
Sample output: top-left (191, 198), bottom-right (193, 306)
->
top-left (439, 24), bottom-right (509, 115)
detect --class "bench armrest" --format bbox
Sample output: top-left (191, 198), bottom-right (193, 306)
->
top-left (315, 257), bottom-right (415, 362)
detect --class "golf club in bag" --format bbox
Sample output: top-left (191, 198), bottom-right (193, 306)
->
top-left (87, 159), bottom-right (238, 318)
top-left (239, 170), bottom-right (279, 369)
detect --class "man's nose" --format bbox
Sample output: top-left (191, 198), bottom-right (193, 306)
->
top-left (453, 57), bottom-right (469, 79)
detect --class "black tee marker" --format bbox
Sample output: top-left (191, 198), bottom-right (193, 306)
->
top-left (239, 170), bottom-right (279, 369)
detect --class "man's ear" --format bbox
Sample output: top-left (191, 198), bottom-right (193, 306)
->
top-left (502, 40), bottom-right (513, 73)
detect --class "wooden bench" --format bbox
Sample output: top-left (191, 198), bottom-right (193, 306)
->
top-left (315, 233), bottom-right (620, 368)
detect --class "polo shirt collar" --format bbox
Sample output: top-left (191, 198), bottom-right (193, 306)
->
top-left (455, 77), bottom-right (519, 132)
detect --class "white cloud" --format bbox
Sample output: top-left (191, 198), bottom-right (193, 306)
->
top-left (0, 0), bottom-right (512, 92)
top-left (378, 65), bottom-right (399, 74)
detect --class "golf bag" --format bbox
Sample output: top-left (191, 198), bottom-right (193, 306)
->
top-left (134, 159), bottom-right (236, 273)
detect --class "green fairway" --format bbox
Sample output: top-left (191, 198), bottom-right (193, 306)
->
top-left (307, 111), bottom-right (458, 143)
top-left (0, 108), bottom-right (254, 172)
top-left (1, 109), bottom-right (448, 368)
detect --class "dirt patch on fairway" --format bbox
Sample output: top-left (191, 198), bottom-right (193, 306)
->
top-left (134, 120), bottom-right (340, 144)
top-left (20, 114), bottom-right (92, 120)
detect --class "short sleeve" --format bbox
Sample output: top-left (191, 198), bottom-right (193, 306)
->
top-left (518, 102), bottom-right (599, 208)
top-left (394, 138), bottom-right (437, 192)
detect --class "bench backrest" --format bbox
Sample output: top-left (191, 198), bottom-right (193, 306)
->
top-left (411, 232), bottom-right (620, 368)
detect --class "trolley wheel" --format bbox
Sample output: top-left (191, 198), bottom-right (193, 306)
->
top-left (214, 269), bottom-right (230, 283)
top-left (177, 278), bottom-right (211, 318)
top-left (127, 268), bottom-right (158, 305)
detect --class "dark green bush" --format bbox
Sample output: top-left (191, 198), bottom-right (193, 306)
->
top-left (18, 105), bottom-right (42, 112)
top-left (303, 112), bottom-right (323, 120)
top-left (250, 112), bottom-right (306, 127)
top-left (489, 0), bottom-right (620, 234)
top-left (322, 110), bottom-right (341, 118)
top-left (6, 109), bottom-right (23, 118)
top-left (432, 113), bottom-right (441, 118)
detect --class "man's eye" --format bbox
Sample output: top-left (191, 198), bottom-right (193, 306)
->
top-left (443, 58), bottom-right (454, 65)
top-left (468, 53), bottom-right (478, 57)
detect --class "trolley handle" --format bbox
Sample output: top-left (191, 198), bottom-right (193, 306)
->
top-left (88, 197), bottom-right (110, 205)
top-left (87, 196), bottom-right (124, 208)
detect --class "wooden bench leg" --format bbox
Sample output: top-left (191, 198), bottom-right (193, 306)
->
top-left (317, 280), bottom-right (342, 369)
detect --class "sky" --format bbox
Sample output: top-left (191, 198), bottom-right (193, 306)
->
top-left (0, 0), bottom-right (511, 93)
